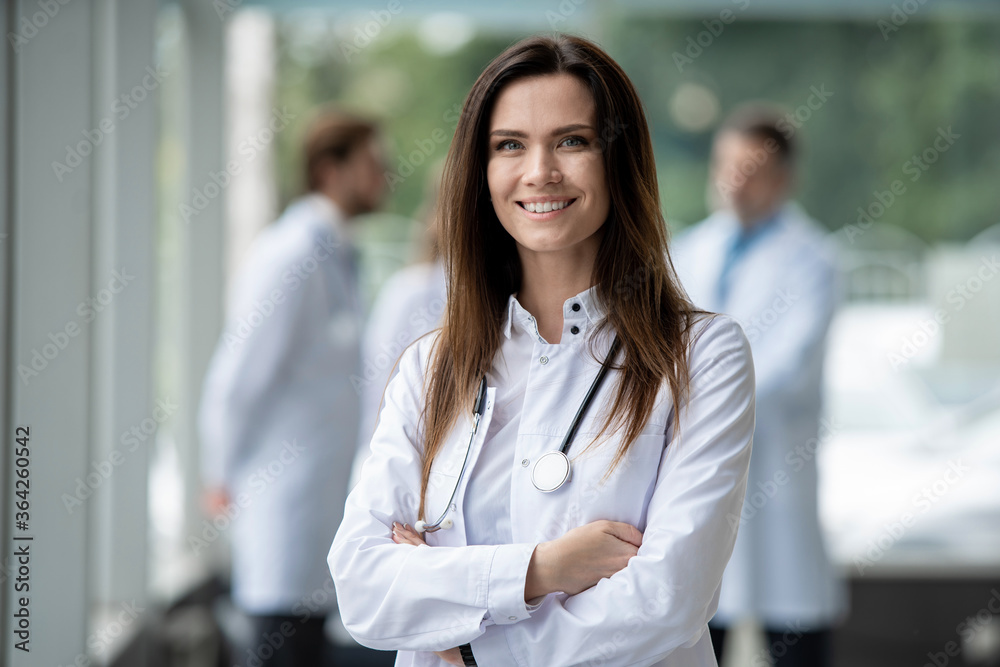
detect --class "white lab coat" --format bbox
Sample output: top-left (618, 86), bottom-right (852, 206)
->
top-left (329, 306), bottom-right (756, 667)
top-left (671, 202), bottom-right (846, 629)
top-left (199, 193), bottom-right (362, 614)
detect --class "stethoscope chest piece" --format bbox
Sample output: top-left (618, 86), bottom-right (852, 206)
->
top-left (531, 450), bottom-right (572, 493)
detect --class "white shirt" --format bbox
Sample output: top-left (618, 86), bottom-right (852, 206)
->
top-left (199, 193), bottom-right (362, 613)
top-left (672, 202), bottom-right (846, 628)
top-left (329, 285), bottom-right (756, 666)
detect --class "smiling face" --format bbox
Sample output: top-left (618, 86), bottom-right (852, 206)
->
top-left (486, 73), bottom-right (610, 267)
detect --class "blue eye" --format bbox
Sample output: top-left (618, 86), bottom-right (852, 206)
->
top-left (562, 136), bottom-right (587, 147)
top-left (496, 139), bottom-right (522, 151)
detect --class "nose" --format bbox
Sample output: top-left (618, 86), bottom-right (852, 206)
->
top-left (521, 146), bottom-right (562, 187)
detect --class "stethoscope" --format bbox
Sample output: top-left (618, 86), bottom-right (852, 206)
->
top-left (415, 335), bottom-right (621, 533)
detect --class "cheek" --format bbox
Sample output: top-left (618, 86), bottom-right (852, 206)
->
top-left (487, 161), bottom-right (516, 200)
top-left (576, 157), bottom-right (609, 209)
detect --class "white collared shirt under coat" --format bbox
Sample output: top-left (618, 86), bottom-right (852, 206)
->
top-left (672, 202), bottom-right (847, 629)
top-left (199, 193), bottom-right (362, 614)
top-left (329, 285), bottom-right (756, 666)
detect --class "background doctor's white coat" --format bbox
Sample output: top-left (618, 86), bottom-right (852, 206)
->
top-left (672, 202), bottom-right (847, 630)
top-left (198, 194), bottom-right (363, 614)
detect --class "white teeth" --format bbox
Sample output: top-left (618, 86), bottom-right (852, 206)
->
top-left (523, 200), bottom-right (570, 213)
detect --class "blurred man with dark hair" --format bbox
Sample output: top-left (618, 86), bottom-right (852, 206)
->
top-left (673, 104), bottom-right (845, 667)
top-left (199, 109), bottom-right (386, 666)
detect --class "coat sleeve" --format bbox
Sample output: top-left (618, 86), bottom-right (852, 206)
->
top-left (470, 316), bottom-right (756, 667)
top-left (328, 333), bottom-right (540, 652)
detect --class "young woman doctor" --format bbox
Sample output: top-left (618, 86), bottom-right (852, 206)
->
top-left (329, 35), bottom-right (755, 667)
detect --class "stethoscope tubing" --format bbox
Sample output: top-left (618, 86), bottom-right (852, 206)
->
top-left (556, 335), bottom-right (621, 456)
top-left (419, 376), bottom-right (488, 533)
top-left (417, 335), bottom-right (620, 531)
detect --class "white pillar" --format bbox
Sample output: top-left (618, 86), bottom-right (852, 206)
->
top-left (4, 1), bottom-right (95, 664)
top-left (178, 0), bottom-right (226, 563)
top-left (226, 9), bottom-right (278, 285)
top-left (89, 0), bottom-right (158, 631)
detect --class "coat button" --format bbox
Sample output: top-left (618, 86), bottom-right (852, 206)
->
top-left (571, 303), bottom-right (581, 312)
top-left (539, 355), bottom-right (549, 365)
top-left (508, 616), bottom-right (517, 621)
top-left (570, 325), bottom-right (580, 335)
top-left (521, 458), bottom-right (529, 467)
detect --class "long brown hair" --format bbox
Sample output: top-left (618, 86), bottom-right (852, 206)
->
top-left (418, 34), bottom-right (699, 521)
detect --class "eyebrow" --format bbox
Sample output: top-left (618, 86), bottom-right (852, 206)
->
top-left (489, 124), bottom-right (595, 138)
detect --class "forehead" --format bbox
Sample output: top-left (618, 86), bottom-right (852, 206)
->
top-left (712, 130), bottom-right (781, 168)
top-left (489, 73), bottom-right (596, 129)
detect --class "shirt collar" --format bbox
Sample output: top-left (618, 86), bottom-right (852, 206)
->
top-left (502, 284), bottom-right (605, 340)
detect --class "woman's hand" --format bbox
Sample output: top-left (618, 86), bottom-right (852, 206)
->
top-left (392, 519), bottom-right (640, 627)
top-left (391, 522), bottom-right (427, 547)
top-left (525, 520), bottom-right (642, 600)
top-left (433, 647), bottom-right (464, 665)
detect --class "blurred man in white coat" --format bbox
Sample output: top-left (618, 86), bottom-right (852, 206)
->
top-left (198, 110), bottom-right (385, 666)
top-left (672, 105), bottom-right (845, 667)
